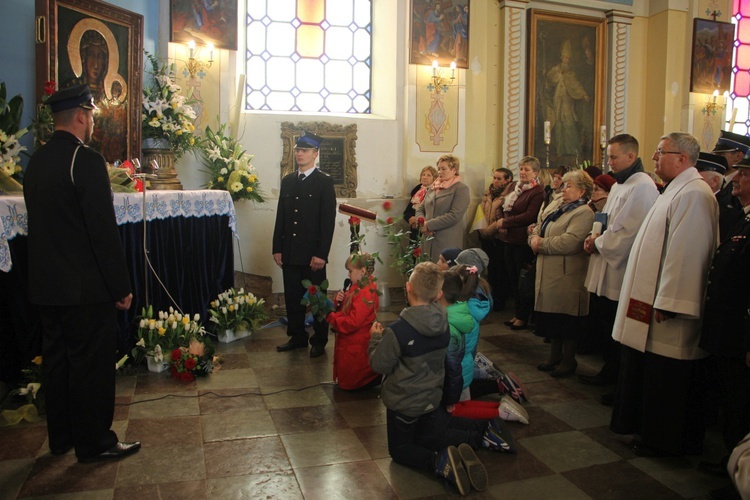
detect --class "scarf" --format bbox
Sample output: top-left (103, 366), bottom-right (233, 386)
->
top-left (540, 198), bottom-right (587, 236)
top-left (432, 175), bottom-right (461, 194)
top-left (411, 186), bottom-right (428, 206)
top-left (503, 177), bottom-right (539, 212)
top-left (612, 157), bottom-right (645, 184)
top-left (488, 184), bottom-right (505, 200)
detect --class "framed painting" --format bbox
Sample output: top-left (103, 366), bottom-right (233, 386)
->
top-left (527, 10), bottom-right (606, 168)
top-left (690, 18), bottom-right (735, 94)
top-left (410, 0), bottom-right (470, 69)
top-left (170, 0), bottom-right (238, 51)
top-left (35, 0), bottom-right (143, 164)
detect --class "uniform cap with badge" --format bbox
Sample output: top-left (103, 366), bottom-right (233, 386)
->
top-left (712, 130), bottom-right (750, 155)
top-left (46, 84), bottom-right (98, 113)
top-left (696, 152), bottom-right (729, 175)
top-left (295, 131), bottom-right (323, 149)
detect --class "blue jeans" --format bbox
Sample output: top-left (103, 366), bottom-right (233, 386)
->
top-left (386, 407), bottom-right (486, 471)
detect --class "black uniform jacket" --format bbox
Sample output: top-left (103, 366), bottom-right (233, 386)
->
top-left (700, 211), bottom-right (750, 359)
top-left (272, 168), bottom-right (336, 266)
top-left (23, 130), bottom-right (131, 305)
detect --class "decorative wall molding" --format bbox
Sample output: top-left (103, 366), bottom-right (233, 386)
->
top-left (501, 4), bottom-right (525, 171)
top-left (606, 10), bottom-right (633, 137)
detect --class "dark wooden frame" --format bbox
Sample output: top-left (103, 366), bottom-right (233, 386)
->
top-left (170, 0), bottom-right (238, 51)
top-left (280, 122), bottom-right (358, 199)
top-left (409, 0), bottom-right (470, 69)
top-left (35, 0), bottom-right (143, 164)
top-left (527, 10), bottom-right (606, 168)
top-left (690, 18), bottom-right (735, 94)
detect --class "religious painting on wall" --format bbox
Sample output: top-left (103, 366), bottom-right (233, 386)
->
top-left (35, 0), bottom-right (143, 164)
top-left (410, 0), bottom-right (470, 69)
top-left (280, 122), bottom-right (358, 199)
top-left (690, 18), bottom-right (735, 94)
top-left (170, 0), bottom-right (238, 51)
top-left (527, 10), bottom-right (606, 169)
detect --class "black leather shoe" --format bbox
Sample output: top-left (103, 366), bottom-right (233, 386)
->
top-left (699, 459), bottom-right (729, 478)
top-left (503, 320), bottom-right (516, 326)
top-left (599, 392), bottom-right (615, 406)
top-left (276, 340), bottom-right (308, 352)
top-left (310, 345), bottom-right (326, 358)
top-left (509, 323), bottom-right (528, 331)
top-left (537, 360), bottom-right (560, 372)
top-left (51, 444), bottom-right (73, 456)
top-left (78, 441), bottom-right (141, 463)
top-left (578, 373), bottom-right (616, 386)
top-left (630, 441), bottom-right (669, 458)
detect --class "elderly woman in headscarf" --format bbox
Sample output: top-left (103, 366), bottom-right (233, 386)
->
top-left (485, 156), bottom-right (544, 330)
top-left (529, 169), bottom-right (595, 378)
top-left (417, 154), bottom-right (470, 262)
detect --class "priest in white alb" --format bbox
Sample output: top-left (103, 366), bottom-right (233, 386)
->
top-left (610, 132), bottom-right (719, 458)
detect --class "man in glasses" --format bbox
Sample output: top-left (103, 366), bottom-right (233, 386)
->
top-left (273, 131), bottom-right (336, 358)
top-left (610, 132), bottom-right (719, 458)
top-left (24, 84), bottom-right (139, 463)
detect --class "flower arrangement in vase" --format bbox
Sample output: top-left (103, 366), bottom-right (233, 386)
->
top-left (141, 52), bottom-right (198, 158)
top-left (169, 337), bottom-right (220, 381)
top-left (0, 81), bottom-right (27, 193)
top-left (132, 305), bottom-right (204, 372)
top-left (202, 123), bottom-right (264, 203)
top-left (208, 288), bottom-right (269, 343)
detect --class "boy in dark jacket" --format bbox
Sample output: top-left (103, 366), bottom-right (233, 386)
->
top-left (368, 262), bottom-right (514, 496)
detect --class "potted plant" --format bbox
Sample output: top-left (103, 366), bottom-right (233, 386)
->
top-left (132, 305), bottom-right (203, 372)
top-left (208, 288), bottom-right (269, 343)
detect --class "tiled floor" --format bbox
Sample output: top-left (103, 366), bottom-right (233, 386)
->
top-left (0, 307), bottom-right (732, 499)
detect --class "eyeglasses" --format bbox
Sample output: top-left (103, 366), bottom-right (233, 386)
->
top-left (654, 149), bottom-right (683, 158)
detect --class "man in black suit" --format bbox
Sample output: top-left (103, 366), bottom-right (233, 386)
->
top-left (273, 132), bottom-right (336, 357)
top-left (698, 155), bottom-right (750, 493)
top-left (23, 84), bottom-right (139, 462)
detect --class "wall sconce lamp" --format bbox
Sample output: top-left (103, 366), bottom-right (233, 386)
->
top-left (428, 61), bottom-right (457, 94)
top-left (185, 40), bottom-right (214, 79)
top-left (705, 89), bottom-right (728, 115)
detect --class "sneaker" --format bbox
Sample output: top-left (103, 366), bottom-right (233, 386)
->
top-left (483, 417), bottom-right (517, 453)
top-left (435, 445), bottom-right (470, 496)
top-left (499, 397), bottom-right (529, 425)
top-left (498, 371), bottom-right (529, 403)
top-left (474, 352), bottom-right (502, 378)
top-left (457, 443), bottom-right (487, 492)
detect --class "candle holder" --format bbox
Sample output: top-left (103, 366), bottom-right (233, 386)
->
top-left (545, 142), bottom-right (550, 169)
top-left (600, 143), bottom-right (607, 173)
top-left (428, 61), bottom-right (457, 95)
top-left (185, 40), bottom-right (214, 79)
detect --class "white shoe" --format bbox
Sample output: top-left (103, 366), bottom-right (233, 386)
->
top-left (499, 397), bottom-right (529, 425)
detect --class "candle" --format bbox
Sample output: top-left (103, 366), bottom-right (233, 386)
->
top-left (432, 60), bottom-right (438, 77)
top-left (712, 89), bottom-right (719, 104)
top-left (600, 125), bottom-right (607, 148)
top-left (730, 107), bottom-right (738, 131)
top-left (450, 61), bottom-right (456, 79)
top-left (544, 121), bottom-right (551, 144)
top-left (188, 40), bottom-right (195, 59)
top-left (208, 43), bottom-right (214, 62)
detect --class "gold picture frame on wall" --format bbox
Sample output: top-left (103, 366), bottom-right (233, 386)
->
top-left (35, 0), bottom-right (143, 164)
top-left (280, 122), bottom-right (358, 199)
top-left (527, 10), bottom-right (606, 168)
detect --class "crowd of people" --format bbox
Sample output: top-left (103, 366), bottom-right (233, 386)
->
top-left (271, 131), bottom-right (750, 497)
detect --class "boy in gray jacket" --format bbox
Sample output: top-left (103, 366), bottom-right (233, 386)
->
top-left (369, 262), bottom-right (513, 496)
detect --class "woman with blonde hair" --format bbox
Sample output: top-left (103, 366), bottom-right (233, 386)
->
top-left (529, 170), bottom-right (595, 377)
top-left (417, 154), bottom-right (471, 261)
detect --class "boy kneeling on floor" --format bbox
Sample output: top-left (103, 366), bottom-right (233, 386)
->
top-left (368, 262), bottom-right (515, 496)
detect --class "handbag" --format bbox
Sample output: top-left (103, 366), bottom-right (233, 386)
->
top-left (517, 260), bottom-right (536, 299)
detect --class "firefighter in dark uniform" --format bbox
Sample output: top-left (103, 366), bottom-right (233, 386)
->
top-left (24, 84), bottom-right (139, 462)
top-left (273, 132), bottom-right (336, 357)
top-left (696, 152), bottom-right (735, 241)
top-left (698, 155), bottom-right (750, 495)
top-left (712, 131), bottom-right (750, 238)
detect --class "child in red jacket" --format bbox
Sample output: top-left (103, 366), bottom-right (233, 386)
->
top-left (326, 253), bottom-right (382, 390)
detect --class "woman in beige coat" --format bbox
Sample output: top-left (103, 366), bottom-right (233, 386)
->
top-left (417, 154), bottom-right (470, 262)
top-left (528, 170), bottom-right (595, 377)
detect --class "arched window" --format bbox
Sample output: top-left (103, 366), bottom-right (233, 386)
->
top-left (244, 0), bottom-right (372, 113)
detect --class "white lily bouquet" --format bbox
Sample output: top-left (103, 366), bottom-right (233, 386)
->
top-left (202, 123), bottom-right (264, 202)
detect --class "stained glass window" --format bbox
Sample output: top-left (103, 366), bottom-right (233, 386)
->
top-left (245, 0), bottom-right (372, 113)
top-left (729, 1), bottom-right (750, 134)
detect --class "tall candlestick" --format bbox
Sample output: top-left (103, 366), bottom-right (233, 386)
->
top-left (544, 121), bottom-right (551, 145)
top-left (599, 125), bottom-right (607, 148)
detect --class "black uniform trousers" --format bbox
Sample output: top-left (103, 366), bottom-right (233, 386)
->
top-left (40, 302), bottom-right (118, 459)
